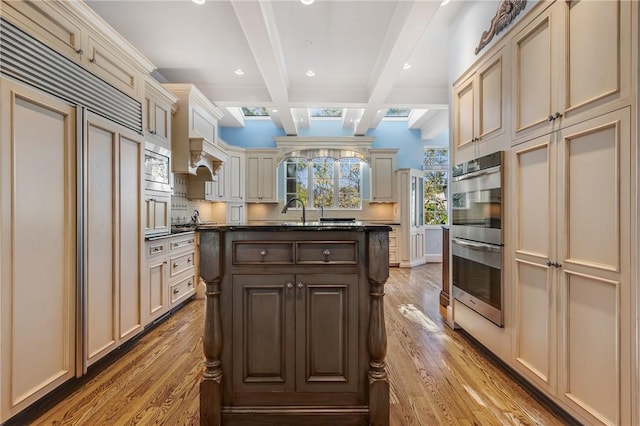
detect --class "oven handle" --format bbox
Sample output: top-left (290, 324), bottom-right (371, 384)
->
top-left (452, 237), bottom-right (502, 253)
top-left (452, 165), bottom-right (501, 182)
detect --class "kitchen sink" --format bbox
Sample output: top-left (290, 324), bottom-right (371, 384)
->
top-left (319, 217), bottom-right (356, 222)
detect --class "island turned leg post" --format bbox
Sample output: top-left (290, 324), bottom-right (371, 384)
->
top-left (199, 230), bottom-right (223, 426)
top-left (367, 230), bottom-right (390, 426)
top-left (201, 278), bottom-right (223, 426)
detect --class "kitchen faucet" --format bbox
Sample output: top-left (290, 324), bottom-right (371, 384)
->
top-left (281, 197), bottom-right (306, 224)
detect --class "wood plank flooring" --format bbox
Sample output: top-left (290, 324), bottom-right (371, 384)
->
top-left (9, 264), bottom-right (574, 425)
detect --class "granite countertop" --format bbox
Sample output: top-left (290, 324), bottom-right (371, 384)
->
top-left (196, 222), bottom-right (392, 232)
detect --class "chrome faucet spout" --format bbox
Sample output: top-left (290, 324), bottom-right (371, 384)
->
top-left (281, 197), bottom-right (306, 223)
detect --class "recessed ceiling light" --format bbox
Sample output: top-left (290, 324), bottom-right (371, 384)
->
top-left (192, 0), bottom-right (205, 5)
top-left (306, 70), bottom-right (316, 77)
top-left (234, 68), bottom-right (245, 76)
top-left (271, 109), bottom-right (278, 113)
top-left (301, 0), bottom-right (315, 5)
top-left (403, 63), bottom-right (412, 70)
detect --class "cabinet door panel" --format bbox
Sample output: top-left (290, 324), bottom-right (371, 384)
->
top-left (511, 137), bottom-right (556, 393)
top-left (479, 57), bottom-right (502, 138)
top-left (455, 78), bottom-right (475, 147)
top-left (232, 275), bottom-right (295, 393)
top-left (513, 14), bottom-right (552, 135)
top-left (118, 135), bottom-right (142, 339)
top-left (566, 0), bottom-right (620, 112)
top-left (153, 102), bottom-right (169, 140)
top-left (86, 120), bottom-right (117, 362)
top-left (1, 82), bottom-right (76, 413)
top-left (296, 274), bottom-right (358, 393)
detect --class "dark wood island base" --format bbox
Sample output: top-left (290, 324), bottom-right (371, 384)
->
top-left (198, 223), bottom-right (391, 426)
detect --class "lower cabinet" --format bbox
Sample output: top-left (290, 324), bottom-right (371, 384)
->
top-left (143, 233), bottom-right (196, 327)
top-left (232, 274), bottom-right (358, 396)
top-left (388, 226), bottom-right (399, 266)
top-left (226, 202), bottom-right (246, 225)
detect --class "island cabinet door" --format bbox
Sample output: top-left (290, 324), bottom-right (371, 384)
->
top-left (295, 274), bottom-right (358, 393)
top-left (232, 274), bottom-right (296, 393)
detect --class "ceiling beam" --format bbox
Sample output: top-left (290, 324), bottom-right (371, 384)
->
top-left (231, 0), bottom-right (298, 134)
top-left (354, 0), bottom-right (441, 135)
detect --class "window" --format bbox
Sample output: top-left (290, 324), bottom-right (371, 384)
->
top-left (423, 148), bottom-right (448, 225)
top-left (241, 106), bottom-right (269, 117)
top-left (285, 157), bottom-right (362, 209)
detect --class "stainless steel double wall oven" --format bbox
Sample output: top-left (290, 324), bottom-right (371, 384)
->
top-left (451, 151), bottom-right (504, 326)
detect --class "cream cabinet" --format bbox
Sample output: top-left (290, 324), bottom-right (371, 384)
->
top-left (370, 149), bottom-right (397, 202)
top-left (142, 233), bottom-right (196, 326)
top-left (144, 191), bottom-right (171, 236)
top-left (167, 234), bottom-right (197, 307)
top-left (225, 147), bottom-right (245, 202)
top-left (1, 0), bottom-right (149, 99)
top-left (85, 112), bottom-right (143, 368)
top-left (144, 240), bottom-right (169, 325)
top-left (226, 203), bottom-right (246, 225)
top-left (511, 0), bottom-right (632, 144)
top-left (452, 47), bottom-right (506, 161)
top-left (144, 78), bottom-right (177, 149)
top-left (163, 84), bottom-right (226, 177)
top-left (0, 79), bottom-right (77, 421)
top-left (395, 169), bottom-right (426, 268)
top-left (388, 226), bottom-right (399, 266)
top-left (245, 150), bottom-right (278, 203)
top-left (511, 108), bottom-right (632, 426)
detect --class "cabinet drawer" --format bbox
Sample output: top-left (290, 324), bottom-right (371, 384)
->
top-left (170, 251), bottom-right (195, 277)
top-left (169, 235), bottom-right (195, 251)
top-left (296, 242), bottom-right (358, 265)
top-left (389, 233), bottom-right (398, 249)
top-left (170, 274), bottom-right (195, 305)
top-left (233, 242), bottom-right (294, 264)
top-left (146, 241), bottom-right (167, 258)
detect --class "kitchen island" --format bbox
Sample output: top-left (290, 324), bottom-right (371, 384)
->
top-left (197, 223), bottom-right (391, 426)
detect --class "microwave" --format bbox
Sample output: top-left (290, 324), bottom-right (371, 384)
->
top-left (144, 141), bottom-right (172, 192)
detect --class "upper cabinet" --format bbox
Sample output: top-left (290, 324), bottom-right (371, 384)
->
top-left (163, 84), bottom-right (227, 179)
top-left (452, 47), bottom-right (507, 162)
top-left (245, 150), bottom-right (278, 203)
top-left (0, 0), bottom-right (154, 100)
top-left (144, 78), bottom-right (177, 149)
top-left (225, 145), bottom-right (246, 202)
top-left (370, 149), bottom-right (398, 203)
top-left (511, 0), bottom-right (632, 143)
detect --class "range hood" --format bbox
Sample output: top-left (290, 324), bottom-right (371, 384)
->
top-left (188, 137), bottom-right (227, 180)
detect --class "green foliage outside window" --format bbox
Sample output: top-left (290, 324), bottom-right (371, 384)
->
top-left (423, 148), bottom-right (448, 225)
top-left (286, 157), bottom-right (361, 209)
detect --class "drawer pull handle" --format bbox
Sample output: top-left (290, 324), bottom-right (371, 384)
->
top-left (173, 288), bottom-right (180, 294)
top-left (172, 243), bottom-right (178, 248)
top-left (89, 57), bottom-right (96, 63)
top-left (260, 249), bottom-right (268, 257)
top-left (187, 257), bottom-right (192, 263)
top-left (173, 262), bottom-right (179, 268)
top-left (297, 282), bottom-right (304, 289)
top-left (323, 249), bottom-right (331, 257)
top-left (286, 282), bottom-right (293, 289)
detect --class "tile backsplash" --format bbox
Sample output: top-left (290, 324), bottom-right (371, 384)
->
top-left (171, 174), bottom-right (214, 224)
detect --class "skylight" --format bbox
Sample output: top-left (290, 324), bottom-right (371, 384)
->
top-left (241, 107), bottom-right (269, 117)
top-left (384, 108), bottom-right (412, 117)
top-left (310, 108), bottom-right (343, 118)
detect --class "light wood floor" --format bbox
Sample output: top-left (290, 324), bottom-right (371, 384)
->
top-left (11, 264), bottom-right (575, 425)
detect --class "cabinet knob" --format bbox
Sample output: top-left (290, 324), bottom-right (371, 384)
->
top-left (546, 260), bottom-right (553, 267)
top-left (89, 57), bottom-right (96, 63)
top-left (286, 282), bottom-right (293, 289)
top-left (297, 282), bottom-right (304, 289)
top-left (76, 48), bottom-right (84, 55)
top-left (163, 261), bottom-right (167, 264)
top-left (323, 249), bottom-right (331, 257)
top-left (547, 114), bottom-right (555, 122)
top-left (173, 262), bottom-right (179, 268)
top-left (173, 288), bottom-right (180, 294)
top-left (187, 257), bottom-right (192, 263)
top-left (260, 249), bottom-right (268, 257)
top-left (188, 281), bottom-right (193, 287)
